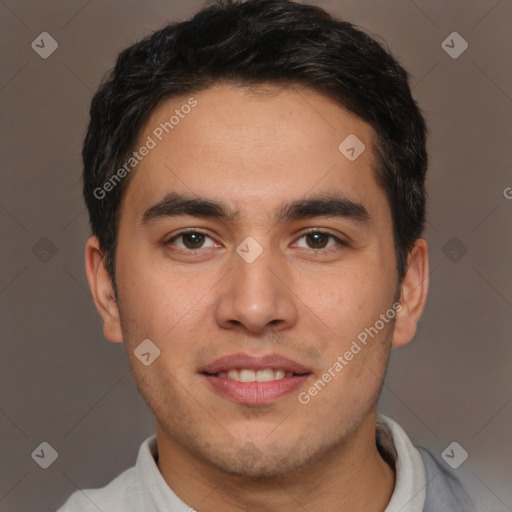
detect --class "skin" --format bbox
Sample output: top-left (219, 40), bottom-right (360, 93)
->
top-left (85, 84), bottom-right (429, 512)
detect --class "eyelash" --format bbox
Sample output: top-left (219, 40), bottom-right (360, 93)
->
top-left (165, 228), bottom-right (347, 254)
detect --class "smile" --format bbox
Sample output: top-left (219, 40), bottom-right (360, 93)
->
top-left (214, 368), bottom-right (294, 382)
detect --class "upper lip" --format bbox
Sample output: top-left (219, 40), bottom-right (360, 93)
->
top-left (199, 353), bottom-right (312, 375)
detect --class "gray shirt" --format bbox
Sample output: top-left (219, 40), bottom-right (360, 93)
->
top-left (56, 415), bottom-right (473, 511)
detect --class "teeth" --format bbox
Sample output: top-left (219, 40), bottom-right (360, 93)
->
top-left (239, 369), bottom-right (256, 382)
top-left (254, 368), bottom-right (275, 382)
top-left (227, 369), bottom-right (239, 381)
top-left (218, 369), bottom-right (292, 382)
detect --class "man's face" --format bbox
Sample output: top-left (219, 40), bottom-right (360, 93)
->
top-left (112, 84), bottom-right (400, 477)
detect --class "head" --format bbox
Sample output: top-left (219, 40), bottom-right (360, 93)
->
top-left (84, 0), bottom-right (429, 479)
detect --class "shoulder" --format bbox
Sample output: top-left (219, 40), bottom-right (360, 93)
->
top-left (56, 466), bottom-right (139, 511)
top-left (56, 465), bottom-right (140, 511)
top-left (55, 435), bottom-right (162, 511)
top-left (418, 447), bottom-right (475, 512)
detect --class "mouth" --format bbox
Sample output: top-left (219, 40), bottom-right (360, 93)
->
top-left (208, 368), bottom-right (300, 381)
top-left (199, 353), bottom-right (313, 406)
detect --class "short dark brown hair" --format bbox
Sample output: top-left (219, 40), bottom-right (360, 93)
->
top-left (82, 0), bottom-right (428, 287)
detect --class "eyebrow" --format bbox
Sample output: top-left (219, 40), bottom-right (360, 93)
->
top-left (141, 191), bottom-right (371, 226)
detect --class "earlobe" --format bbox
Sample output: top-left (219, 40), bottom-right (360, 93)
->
top-left (392, 238), bottom-right (429, 348)
top-left (84, 236), bottom-right (123, 344)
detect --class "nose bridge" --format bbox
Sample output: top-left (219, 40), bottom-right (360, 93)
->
top-left (236, 244), bottom-right (278, 304)
top-left (214, 239), bottom-right (298, 333)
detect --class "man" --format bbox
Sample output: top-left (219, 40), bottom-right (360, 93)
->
top-left (57, 0), bottom-right (474, 510)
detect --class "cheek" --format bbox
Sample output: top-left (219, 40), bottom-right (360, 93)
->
top-left (115, 251), bottom-right (179, 340)
top-left (115, 247), bottom-right (217, 357)
top-left (295, 256), bottom-right (392, 341)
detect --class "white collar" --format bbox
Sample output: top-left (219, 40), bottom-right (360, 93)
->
top-left (378, 414), bottom-right (427, 512)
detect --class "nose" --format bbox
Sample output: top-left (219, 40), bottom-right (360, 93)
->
top-left (214, 244), bottom-right (299, 334)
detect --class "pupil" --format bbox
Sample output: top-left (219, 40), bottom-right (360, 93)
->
top-left (184, 232), bottom-right (204, 249)
top-left (308, 233), bottom-right (327, 248)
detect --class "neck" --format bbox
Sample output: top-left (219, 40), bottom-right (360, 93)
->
top-left (156, 413), bottom-right (395, 512)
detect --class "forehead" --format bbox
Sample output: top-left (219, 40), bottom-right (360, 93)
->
top-left (120, 84), bottom-right (387, 225)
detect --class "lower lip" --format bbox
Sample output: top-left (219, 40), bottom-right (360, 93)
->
top-left (202, 374), bottom-right (311, 405)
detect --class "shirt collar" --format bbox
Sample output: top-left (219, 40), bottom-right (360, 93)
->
top-left (378, 414), bottom-right (427, 512)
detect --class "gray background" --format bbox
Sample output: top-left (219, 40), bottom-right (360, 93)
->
top-left (1, 0), bottom-right (511, 510)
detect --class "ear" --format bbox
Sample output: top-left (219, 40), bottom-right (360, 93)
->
top-left (84, 236), bottom-right (123, 343)
top-left (392, 238), bottom-right (429, 347)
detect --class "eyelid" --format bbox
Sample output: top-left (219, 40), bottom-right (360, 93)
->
top-left (166, 227), bottom-right (210, 240)
top-left (165, 228), bottom-right (219, 248)
top-left (293, 228), bottom-right (348, 250)
top-left (300, 227), bottom-right (344, 237)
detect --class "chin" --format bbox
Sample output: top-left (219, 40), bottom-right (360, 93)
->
top-left (209, 451), bottom-right (302, 480)
top-left (198, 435), bottom-right (326, 481)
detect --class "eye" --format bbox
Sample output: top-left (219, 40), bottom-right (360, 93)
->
top-left (294, 230), bottom-right (346, 251)
top-left (166, 230), bottom-right (217, 250)
top-left (165, 229), bottom-right (346, 253)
